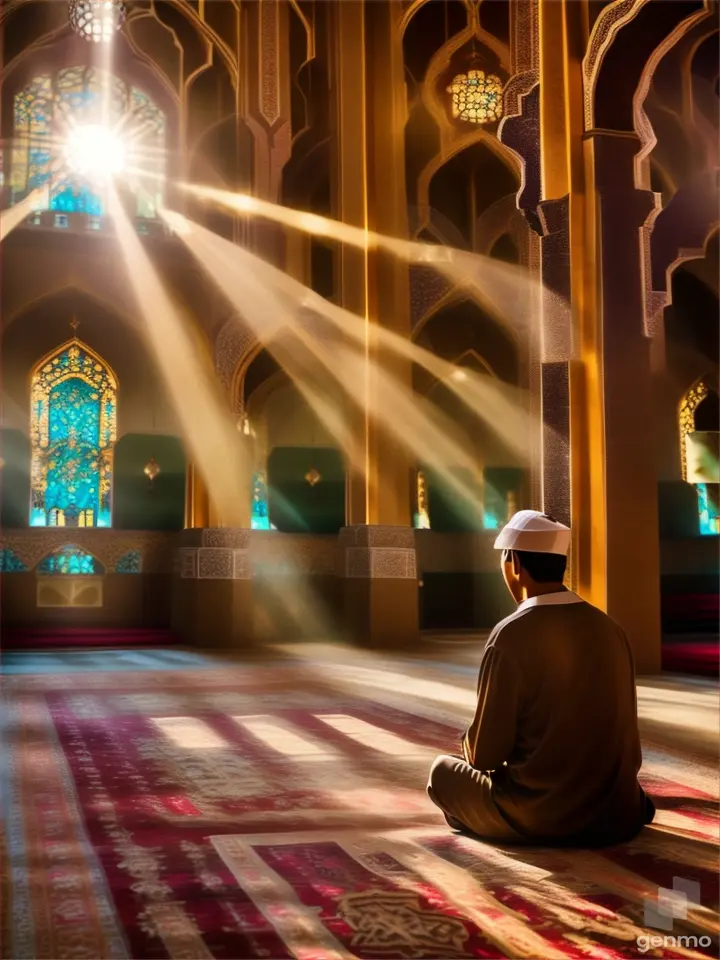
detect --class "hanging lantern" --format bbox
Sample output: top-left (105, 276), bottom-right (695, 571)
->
top-left (446, 69), bottom-right (503, 125)
top-left (68, 0), bottom-right (126, 43)
top-left (305, 468), bottom-right (321, 487)
top-left (144, 457), bottom-right (160, 483)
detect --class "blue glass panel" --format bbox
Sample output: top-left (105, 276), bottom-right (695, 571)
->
top-left (251, 472), bottom-right (272, 530)
top-left (37, 545), bottom-right (102, 575)
top-left (50, 185), bottom-right (103, 216)
top-left (30, 343), bottom-right (116, 528)
top-left (0, 548), bottom-right (27, 572)
top-left (115, 550), bottom-right (142, 573)
top-left (697, 484), bottom-right (720, 536)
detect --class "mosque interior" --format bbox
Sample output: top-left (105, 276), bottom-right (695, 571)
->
top-left (0, 0), bottom-right (718, 958)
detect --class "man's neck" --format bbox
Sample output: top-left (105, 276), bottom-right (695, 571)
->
top-left (520, 582), bottom-right (567, 602)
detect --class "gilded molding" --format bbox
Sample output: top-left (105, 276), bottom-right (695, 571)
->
top-left (583, 0), bottom-right (649, 130)
top-left (259, 0), bottom-right (281, 125)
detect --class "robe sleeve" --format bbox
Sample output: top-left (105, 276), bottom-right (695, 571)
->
top-left (462, 641), bottom-right (520, 771)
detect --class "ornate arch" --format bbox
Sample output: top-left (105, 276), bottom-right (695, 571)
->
top-left (679, 375), bottom-right (717, 480)
top-left (583, 0), bottom-right (708, 133)
top-left (29, 337), bottom-right (118, 528)
top-left (213, 320), bottom-right (259, 412)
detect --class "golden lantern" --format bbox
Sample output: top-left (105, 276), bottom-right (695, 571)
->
top-left (446, 69), bottom-right (503, 125)
top-left (305, 468), bottom-right (321, 487)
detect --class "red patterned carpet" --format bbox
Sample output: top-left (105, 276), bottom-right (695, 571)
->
top-left (2, 659), bottom-right (718, 959)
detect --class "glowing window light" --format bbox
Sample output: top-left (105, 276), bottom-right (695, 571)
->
top-left (446, 69), bottom-right (503, 125)
top-left (232, 716), bottom-right (336, 761)
top-left (151, 717), bottom-right (227, 750)
top-left (697, 484), bottom-right (720, 536)
top-left (314, 714), bottom-right (430, 757)
top-left (414, 470), bottom-right (431, 530)
top-left (68, 0), bottom-right (126, 44)
top-left (64, 124), bottom-right (126, 180)
top-left (251, 471), bottom-right (272, 530)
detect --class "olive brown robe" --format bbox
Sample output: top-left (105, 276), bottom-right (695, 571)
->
top-left (427, 591), bottom-right (654, 845)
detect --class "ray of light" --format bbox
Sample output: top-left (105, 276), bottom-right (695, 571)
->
top-left (151, 716), bottom-right (228, 750)
top-left (159, 210), bottom-right (507, 524)
top-left (232, 716), bottom-right (337, 761)
top-left (0, 186), bottom-right (49, 241)
top-left (107, 185), bottom-right (251, 525)
top-left (177, 182), bottom-right (562, 348)
top-left (314, 714), bottom-right (431, 757)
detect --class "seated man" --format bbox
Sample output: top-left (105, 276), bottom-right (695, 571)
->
top-left (427, 510), bottom-right (655, 847)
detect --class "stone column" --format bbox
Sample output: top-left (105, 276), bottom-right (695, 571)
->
top-left (184, 463), bottom-right (209, 529)
top-left (588, 131), bottom-right (661, 672)
top-left (338, 525), bottom-right (418, 648)
top-left (537, 0), bottom-right (661, 671)
top-left (333, 0), bottom-right (419, 646)
top-left (172, 529), bottom-right (253, 648)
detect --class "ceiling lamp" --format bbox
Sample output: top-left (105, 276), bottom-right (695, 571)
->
top-left (68, 0), bottom-right (126, 43)
top-left (305, 468), bottom-right (321, 487)
top-left (446, 69), bottom-right (503, 125)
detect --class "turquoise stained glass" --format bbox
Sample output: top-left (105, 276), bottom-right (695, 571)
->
top-left (251, 471), bottom-right (273, 530)
top-left (11, 66), bottom-right (165, 218)
top-left (30, 340), bottom-right (117, 528)
top-left (37, 545), bottom-right (103, 575)
top-left (697, 484), bottom-right (720, 536)
top-left (115, 550), bottom-right (142, 573)
top-left (0, 548), bottom-right (27, 572)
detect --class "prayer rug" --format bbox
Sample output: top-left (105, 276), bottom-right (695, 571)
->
top-left (2, 663), bottom-right (718, 959)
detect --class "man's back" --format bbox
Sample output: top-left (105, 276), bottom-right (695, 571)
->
top-left (480, 599), bottom-right (646, 842)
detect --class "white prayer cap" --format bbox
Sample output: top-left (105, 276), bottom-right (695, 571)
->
top-left (494, 509), bottom-right (571, 556)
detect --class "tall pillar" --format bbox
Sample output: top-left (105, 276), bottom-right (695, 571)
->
top-left (333, 0), bottom-right (418, 646)
top-left (172, 529), bottom-right (254, 648)
top-left (184, 463), bottom-right (209, 528)
top-left (587, 131), bottom-right (661, 671)
top-left (538, 0), bottom-right (660, 671)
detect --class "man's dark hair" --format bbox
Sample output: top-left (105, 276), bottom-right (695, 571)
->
top-left (514, 550), bottom-right (567, 583)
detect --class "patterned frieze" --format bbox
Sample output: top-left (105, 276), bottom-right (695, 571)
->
top-left (175, 531), bottom-right (336, 579)
top-left (0, 530), bottom-right (174, 574)
top-left (338, 526), bottom-right (418, 580)
top-left (338, 525), bottom-right (416, 549)
top-left (343, 547), bottom-right (417, 580)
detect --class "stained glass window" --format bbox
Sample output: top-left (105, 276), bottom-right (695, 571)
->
top-left (30, 340), bottom-right (117, 528)
top-left (0, 548), bottom-right (27, 572)
top-left (446, 70), bottom-right (503, 125)
top-left (37, 544), bottom-right (103, 575)
top-left (413, 470), bottom-right (431, 529)
top-left (11, 66), bottom-right (165, 218)
top-left (115, 550), bottom-right (142, 573)
top-left (251, 471), bottom-right (273, 530)
top-left (697, 484), bottom-right (720, 535)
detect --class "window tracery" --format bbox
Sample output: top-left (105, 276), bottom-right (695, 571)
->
top-left (11, 66), bottom-right (165, 219)
top-left (37, 545), bottom-right (103, 575)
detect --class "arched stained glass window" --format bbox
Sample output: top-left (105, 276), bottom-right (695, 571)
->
top-left (37, 545), bottom-right (103, 575)
top-left (11, 66), bottom-right (165, 218)
top-left (30, 339), bottom-right (117, 528)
